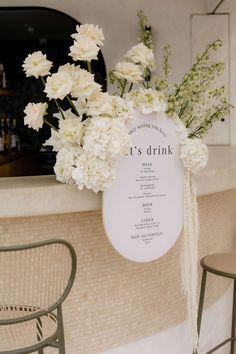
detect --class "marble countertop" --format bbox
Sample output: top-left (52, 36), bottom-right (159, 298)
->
top-left (0, 146), bottom-right (236, 217)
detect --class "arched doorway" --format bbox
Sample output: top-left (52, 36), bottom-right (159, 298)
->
top-left (0, 7), bottom-right (107, 176)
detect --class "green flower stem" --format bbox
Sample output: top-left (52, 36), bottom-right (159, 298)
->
top-left (178, 101), bottom-right (189, 119)
top-left (186, 115), bottom-right (196, 129)
top-left (40, 76), bottom-right (65, 119)
top-left (43, 117), bottom-right (58, 131)
top-left (128, 83), bottom-right (133, 92)
top-left (173, 43), bottom-right (215, 99)
top-left (120, 79), bottom-right (127, 97)
top-left (66, 95), bottom-right (80, 116)
top-left (87, 61), bottom-right (92, 73)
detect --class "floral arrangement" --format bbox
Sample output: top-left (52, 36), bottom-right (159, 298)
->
top-left (22, 11), bottom-right (231, 194)
top-left (23, 24), bottom-right (134, 193)
top-left (22, 12), bottom-right (232, 352)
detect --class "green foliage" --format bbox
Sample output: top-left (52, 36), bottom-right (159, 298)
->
top-left (166, 40), bottom-right (232, 138)
top-left (137, 10), bottom-right (154, 49)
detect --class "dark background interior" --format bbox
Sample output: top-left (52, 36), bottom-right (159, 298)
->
top-left (0, 7), bottom-right (107, 176)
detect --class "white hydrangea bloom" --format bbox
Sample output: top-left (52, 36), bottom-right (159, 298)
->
top-left (110, 96), bottom-right (134, 127)
top-left (72, 24), bottom-right (104, 46)
top-left (113, 62), bottom-right (143, 83)
top-left (72, 152), bottom-right (116, 193)
top-left (83, 117), bottom-right (131, 160)
top-left (125, 43), bottom-right (156, 70)
top-left (87, 91), bottom-right (113, 117)
top-left (44, 72), bottom-right (73, 100)
top-left (126, 88), bottom-right (167, 114)
top-left (24, 102), bottom-right (48, 131)
top-left (180, 138), bottom-right (208, 173)
top-left (69, 36), bottom-right (100, 61)
top-left (54, 148), bottom-right (78, 184)
top-left (22, 51), bottom-right (52, 78)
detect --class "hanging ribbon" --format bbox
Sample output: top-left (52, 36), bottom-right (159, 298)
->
top-left (180, 138), bottom-right (208, 353)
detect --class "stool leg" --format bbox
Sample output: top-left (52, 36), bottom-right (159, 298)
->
top-left (230, 279), bottom-right (236, 354)
top-left (194, 268), bottom-right (207, 354)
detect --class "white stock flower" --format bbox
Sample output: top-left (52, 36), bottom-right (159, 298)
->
top-left (180, 138), bottom-right (208, 173)
top-left (83, 117), bottom-right (131, 160)
top-left (69, 36), bottom-right (100, 61)
top-left (126, 88), bottom-right (167, 114)
top-left (125, 43), bottom-right (155, 70)
top-left (87, 91), bottom-right (113, 117)
top-left (54, 148), bottom-right (78, 184)
top-left (22, 51), bottom-right (52, 78)
top-left (24, 102), bottom-right (48, 131)
top-left (113, 62), bottom-right (143, 83)
top-left (72, 152), bottom-right (116, 193)
top-left (110, 96), bottom-right (134, 127)
top-left (72, 24), bottom-right (104, 46)
top-left (44, 71), bottom-right (73, 100)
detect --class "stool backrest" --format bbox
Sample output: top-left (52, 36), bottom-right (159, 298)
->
top-left (0, 239), bottom-right (77, 324)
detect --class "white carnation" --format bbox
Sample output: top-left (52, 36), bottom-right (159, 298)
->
top-left (58, 114), bottom-right (85, 148)
top-left (83, 117), bottom-right (131, 160)
top-left (22, 51), bottom-right (52, 78)
top-left (125, 43), bottom-right (155, 70)
top-left (59, 64), bottom-right (100, 99)
top-left (87, 91), bottom-right (113, 117)
top-left (180, 138), bottom-right (208, 173)
top-left (126, 88), bottom-right (167, 114)
top-left (24, 102), bottom-right (48, 131)
top-left (72, 24), bottom-right (104, 46)
top-left (44, 129), bottom-right (62, 151)
top-left (44, 110), bottom-right (85, 151)
top-left (69, 36), bottom-right (100, 61)
top-left (72, 152), bottom-right (116, 193)
top-left (54, 148), bottom-right (78, 184)
top-left (44, 72), bottom-right (73, 100)
top-left (70, 67), bottom-right (100, 99)
top-left (113, 62), bottom-right (143, 83)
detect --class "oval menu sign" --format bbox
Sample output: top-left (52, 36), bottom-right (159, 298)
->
top-left (102, 110), bottom-right (184, 262)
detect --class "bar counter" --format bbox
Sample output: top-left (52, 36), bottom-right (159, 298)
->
top-left (0, 145), bottom-right (235, 354)
top-left (1, 146), bottom-right (236, 217)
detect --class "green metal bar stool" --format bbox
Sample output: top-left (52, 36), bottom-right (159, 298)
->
top-left (0, 238), bottom-right (77, 354)
top-left (195, 252), bottom-right (236, 354)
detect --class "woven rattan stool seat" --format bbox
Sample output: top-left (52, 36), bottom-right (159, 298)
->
top-left (201, 252), bottom-right (236, 279)
top-left (0, 308), bottom-right (57, 352)
top-left (0, 239), bottom-right (77, 354)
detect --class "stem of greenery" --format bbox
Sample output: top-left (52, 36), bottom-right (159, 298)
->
top-left (66, 95), bottom-right (80, 116)
top-left (43, 117), bottom-right (58, 131)
top-left (120, 79), bottom-right (127, 97)
top-left (87, 61), bottom-right (92, 73)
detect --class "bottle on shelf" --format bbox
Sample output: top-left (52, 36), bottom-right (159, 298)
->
top-left (0, 118), bottom-right (4, 154)
top-left (9, 118), bottom-right (20, 152)
top-left (2, 113), bottom-right (9, 153)
top-left (0, 63), bottom-right (6, 89)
